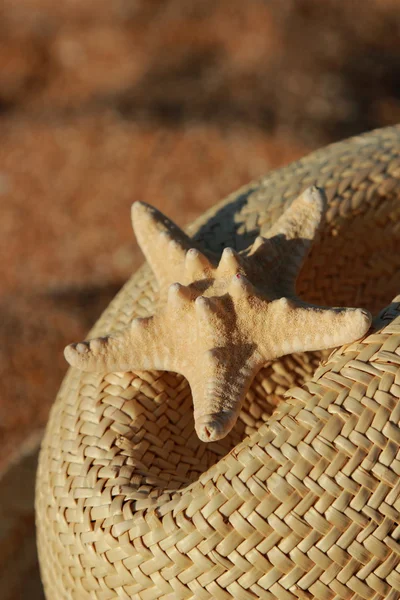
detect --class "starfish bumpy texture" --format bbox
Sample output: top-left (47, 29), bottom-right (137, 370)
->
top-left (65, 186), bottom-right (371, 442)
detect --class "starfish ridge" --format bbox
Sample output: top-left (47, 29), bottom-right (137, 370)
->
top-left (65, 187), bottom-right (371, 442)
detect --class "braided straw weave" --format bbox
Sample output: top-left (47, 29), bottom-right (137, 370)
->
top-left (36, 126), bottom-right (400, 600)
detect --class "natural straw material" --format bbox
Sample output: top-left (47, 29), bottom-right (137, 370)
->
top-left (37, 126), bottom-right (400, 599)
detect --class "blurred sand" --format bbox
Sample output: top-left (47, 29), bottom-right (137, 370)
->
top-left (1, 2), bottom-right (400, 597)
top-left (3, 0), bottom-right (400, 474)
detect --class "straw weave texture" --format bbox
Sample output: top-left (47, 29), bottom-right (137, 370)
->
top-left (36, 125), bottom-right (400, 599)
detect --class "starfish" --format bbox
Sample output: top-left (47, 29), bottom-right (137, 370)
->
top-left (64, 186), bottom-right (371, 442)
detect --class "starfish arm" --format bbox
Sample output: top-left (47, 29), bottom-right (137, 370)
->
top-left (64, 316), bottom-right (176, 373)
top-left (131, 202), bottom-right (212, 289)
top-left (187, 348), bottom-right (262, 442)
top-left (289, 302), bottom-right (372, 352)
top-left (247, 187), bottom-right (326, 295)
top-left (256, 298), bottom-right (372, 358)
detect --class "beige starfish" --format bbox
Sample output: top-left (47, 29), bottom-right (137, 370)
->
top-left (64, 186), bottom-right (371, 442)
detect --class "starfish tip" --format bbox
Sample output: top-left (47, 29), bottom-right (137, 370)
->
top-left (64, 343), bottom-right (81, 366)
top-left (275, 297), bottom-right (292, 310)
top-left (131, 200), bottom-right (150, 217)
top-left (218, 246), bottom-right (241, 273)
top-left (355, 308), bottom-right (372, 335)
top-left (169, 282), bottom-right (182, 293)
top-left (131, 201), bottom-right (156, 232)
top-left (195, 412), bottom-right (235, 442)
top-left (302, 185), bottom-right (327, 210)
top-left (168, 282), bottom-right (192, 306)
top-left (185, 248), bottom-right (212, 275)
top-left (229, 273), bottom-right (253, 298)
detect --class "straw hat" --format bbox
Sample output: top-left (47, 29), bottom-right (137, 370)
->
top-left (36, 125), bottom-right (400, 600)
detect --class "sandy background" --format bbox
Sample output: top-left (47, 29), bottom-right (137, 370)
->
top-left (1, 1), bottom-right (400, 598)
